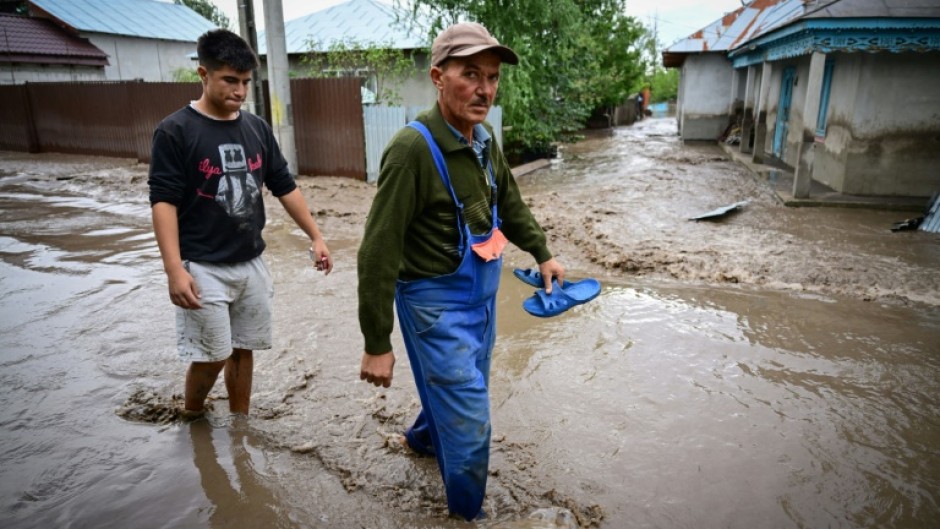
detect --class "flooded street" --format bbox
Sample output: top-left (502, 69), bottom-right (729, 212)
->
top-left (1, 118), bottom-right (938, 529)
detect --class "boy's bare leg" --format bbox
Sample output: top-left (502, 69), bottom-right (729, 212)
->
top-left (185, 359), bottom-right (226, 413)
top-left (225, 348), bottom-right (253, 415)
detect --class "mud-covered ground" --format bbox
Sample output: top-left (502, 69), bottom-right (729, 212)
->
top-left (4, 118), bottom-right (936, 307)
top-left (2, 118), bottom-right (938, 529)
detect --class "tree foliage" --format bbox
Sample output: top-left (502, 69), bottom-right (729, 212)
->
top-left (301, 38), bottom-right (417, 106)
top-left (171, 67), bottom-right (201, 82)
top-left (648, 68), bottom-right (679, 103)
top-left (633, 19), bottom-right (679, 103)
top-left (175, 0), bottom-right (231, 30)
top-left (0, 1), bottom-right (28, 15)
top-left (402, 0), bottom-right (644, 152)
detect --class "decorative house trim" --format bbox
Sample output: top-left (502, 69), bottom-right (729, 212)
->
top-left (730, 19), bottom-right (940, 68)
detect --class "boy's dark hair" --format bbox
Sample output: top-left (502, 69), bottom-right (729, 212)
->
top-left (196, 29), bottom-right (259, 72)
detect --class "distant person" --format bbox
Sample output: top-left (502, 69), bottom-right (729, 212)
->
top-left (636, 93), bottom-right (644, 120)
top-left (356, 22), bottom-right (566, 520)
top-left (148, 29), bottom-right (332, 417)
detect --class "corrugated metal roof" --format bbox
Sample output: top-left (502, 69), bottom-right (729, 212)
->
top-left (665, 0), bottom-right (805, 57)
top-left (664, 0), bottom-right (940, 63)
top-left (258, 0), bottom-right (428, 55)
top-left (29, 0), bottom-right (217, 42)
top-left (0, 13), bottom-right (109, 65)
top-left (804, 0), bottom-right (940, 19)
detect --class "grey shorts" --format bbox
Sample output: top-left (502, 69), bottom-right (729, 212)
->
top-left (176, 257), bottom-right (273, 362)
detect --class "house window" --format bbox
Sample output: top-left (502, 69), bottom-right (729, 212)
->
top-left (815, 58), bottom-right (834, 139)
top-left (322, 67), bottom-right (377, 102)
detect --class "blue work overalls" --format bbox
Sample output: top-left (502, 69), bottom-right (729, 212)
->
top-left (395, 121), bottom-right (502, 520)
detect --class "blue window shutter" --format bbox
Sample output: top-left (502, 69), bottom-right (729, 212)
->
top-left (816, 58), bottom-right (835, 138)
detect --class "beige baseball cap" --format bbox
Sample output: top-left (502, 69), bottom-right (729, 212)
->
top-left (430, 22), bottom-right (519, 67)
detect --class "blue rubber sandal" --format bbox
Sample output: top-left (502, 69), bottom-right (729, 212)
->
top-left (522, 278), bottom-right (601, 318)
top-left (513, 267), bottom-right (544, 287)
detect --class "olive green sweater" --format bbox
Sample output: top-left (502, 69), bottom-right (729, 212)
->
top-left (357, 104), bottom-right (552, 354)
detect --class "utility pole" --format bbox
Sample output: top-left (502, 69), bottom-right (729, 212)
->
top-left (262, 0), bottom-right (297, 173)
top-left (237, 0), bottom-right (265, 119)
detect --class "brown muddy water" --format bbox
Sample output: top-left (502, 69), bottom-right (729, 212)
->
top-left (1, 118), bottom-right (939, 529)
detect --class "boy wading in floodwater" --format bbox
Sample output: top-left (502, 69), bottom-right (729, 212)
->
top-left (148, 29), bottom-right (332, 417)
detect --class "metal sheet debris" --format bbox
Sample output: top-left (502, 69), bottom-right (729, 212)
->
top-left (919, 193), bottom-right (940, 233)
top-left (689, 201), bottom-right (749, 221)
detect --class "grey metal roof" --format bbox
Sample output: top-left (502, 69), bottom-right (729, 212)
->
top-left (257, 0), bottom-right (429, 56)
top-left (29, 0), bottom-right (217, 42)
top-left (804, 0), bottom-right (940, 19)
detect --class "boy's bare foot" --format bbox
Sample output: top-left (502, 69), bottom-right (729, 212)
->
top-left (179, 408), bottom-right (206, 422)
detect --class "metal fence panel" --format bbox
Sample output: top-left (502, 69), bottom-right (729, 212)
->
top-left (291, 77), bottom-right (365, 180)
top-left (28, 82), bottom-right (137, 158)
top-left (363, 105), bottom-right (503, 183)
top-left (487, 106), bottom-right (503, 148)
top-left (363, 106), bottom-right (407, 183)
top-left (0, 80), bottom-right (502, 185)
top-left (0, 81), bottom-right (200, 161)
top-left (130, 82), bottom-right (203, 163)
top-left (0, 85), bottom-right (35, 151)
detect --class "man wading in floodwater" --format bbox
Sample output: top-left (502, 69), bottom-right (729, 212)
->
top-left (357, 22), bottom-right (566, 520)
top-left (149, 29), bottom-right (332, 418)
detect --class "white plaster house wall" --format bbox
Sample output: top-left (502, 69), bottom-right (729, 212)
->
top-left (0, 64), bottom-right (105, 84)
top-left (85, 34), bottom-right (197, 81)
top-left (817, 52), bottom-right (940, 196)
top-left (677, 54), bottom-right (735, 140)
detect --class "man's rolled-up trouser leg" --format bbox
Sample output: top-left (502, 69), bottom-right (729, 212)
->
top-left (397, 297), bottom-right (493, 520)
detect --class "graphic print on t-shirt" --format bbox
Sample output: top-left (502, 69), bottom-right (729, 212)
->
top-left (215, 143), bottom-right (260, 220)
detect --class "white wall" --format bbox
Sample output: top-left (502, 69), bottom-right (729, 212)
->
top-left (817, 52), bottom-right (940, 196)
top-left (85, 34), bottom-right (198, 82)
top-left (678, 53), bottom-right (734, 140)
top-left (0, 64), bottom-right (105, 84)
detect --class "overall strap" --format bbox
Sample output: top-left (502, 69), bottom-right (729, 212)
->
top-left (407, 121), bottom-right (466, 253)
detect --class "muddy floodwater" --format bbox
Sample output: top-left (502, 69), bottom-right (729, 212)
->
top-left (1, 118), bottom-right (939, 529)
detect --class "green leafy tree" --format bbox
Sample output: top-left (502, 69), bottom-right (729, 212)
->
top-left (649, 68), bottom-right (678, 103)
top-left (171, 67), bottom-right (201, 82)
top-left (301, 38), bottom-right (417, 106)
top-left (631, 18), bottom-right (678, 103)
top-left (0, 1), bottom-right (28, 15)
top-left (402, 0), bottom-right (644, 154)
top-left (174, 0), bottom-right (231, 30)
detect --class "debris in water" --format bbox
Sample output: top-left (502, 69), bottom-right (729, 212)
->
top-left (891, 192), bottom-right (939, 233)
top-left (918, 192), bottom-right (940, 233)
top-left (890, 217), bottom-right (922, 232)
top-left (689, 200), bottom-right (749, 221)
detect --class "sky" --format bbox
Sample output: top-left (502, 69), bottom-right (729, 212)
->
top-left (212, 0), bottom-right (743, 48)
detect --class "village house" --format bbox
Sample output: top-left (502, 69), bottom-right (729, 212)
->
top-left (663, 0), bottom-right (940, 200)
top-left (26, 0), bottom-right (216, 82)
top-left (256, 0), bottom-right (435, 108)
top-left (0, 12), bottom-right (109, 83)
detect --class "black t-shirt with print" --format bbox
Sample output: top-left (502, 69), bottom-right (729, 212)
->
top-left (148, 106), bottom-right (297, 263)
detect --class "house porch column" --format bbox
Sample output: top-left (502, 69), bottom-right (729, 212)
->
top-left (740, 65), bottom-right (758, 154)
top-left (792, 51), bottom-right (826, 198)
top-left (752, 61), bottom-right (773, 164)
